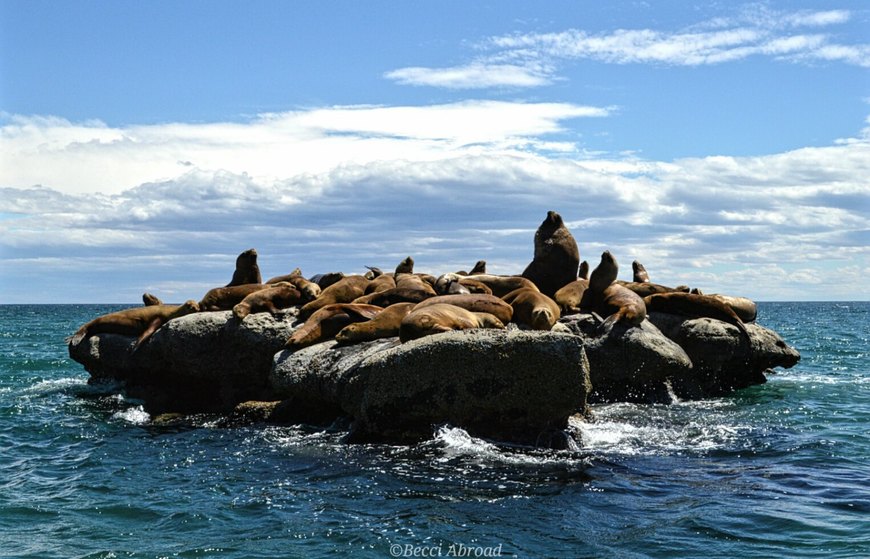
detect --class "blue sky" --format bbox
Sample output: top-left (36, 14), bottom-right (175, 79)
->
top-left (1, 1), bottom-right (868, 302)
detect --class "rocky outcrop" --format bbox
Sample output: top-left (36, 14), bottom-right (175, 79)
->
top-left (271, 329), bottom-right (590, 444)
top-left (647, 312), bottom-right (800, 399)
top-left (68, 305), bottom-right (800, 443)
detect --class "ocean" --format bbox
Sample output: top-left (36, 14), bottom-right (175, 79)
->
top-left (1, 302), bottom-right (868, 558)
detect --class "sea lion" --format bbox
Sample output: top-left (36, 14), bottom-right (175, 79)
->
top-left (578, 261), bottom-right (590, 280)
top-left (365, 273), bottom-right (397, 294)
top-left (644, 292), bottom-right (750, 341)
top-left (394, 256), bottom-right (415, 275)
top-left (285, 303), bottom-right (383, 350)
top-left (199, 284), bottom-right (267, 311)
top-left (710, 294), bottom-right (757, 323)
top-left (68, 301), bottom-right (200, 350)
top-left (446, 280), bottom-right (471, 295)
top-left (521, 211), bottom-right (580, 297)
top-left (581, 251), bottom-right (646, 329)
top-left (413, 294), bottom-right (513, 324)
top-left (364, 266), bottom-right (384, 279)
top-left (142, 293), bottom-right (162, 306)
top-left (299, 275), bottom-right (371, 318)
top-left (352, 287), bottom-right (435, 306)
top-left (469, 260), bottom-right (487, 275)
top-left (502, 288), bottom-right (561, 331)
top-left (265, 268), bottom-right (302, 284)
top-left (395, 273), bottom-right (437, 294)
top-left (310, 272), bottom-right (345, 290)
top-left (436, 273), bottom-right (538, 298)
top-left (617, 281), bottom-right (685, 298)
top-left (226, 249), bottom-right (262, 287)
top-left (232, 283), bottom-right (303, 320)
top-left (399, 303), bottom-right (505, 343)
top-left (632, 261), bottom-right (650, 283)
top-left (334, 302), bottom-right (417, 344)
top-left (554, 279), bottom-right (589, 314)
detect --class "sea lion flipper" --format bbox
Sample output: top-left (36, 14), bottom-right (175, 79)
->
top-left (132, 317), bottom-right (163, 352)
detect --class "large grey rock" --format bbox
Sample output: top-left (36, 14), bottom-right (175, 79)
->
top-left (559, 314), bottom-right (693, 403)
top-left (648, 312), bottom-right (800, 399)
top-left (272, 329), bottom-right (590, 444)
top-left (69, 309), bottom-right (302, 413)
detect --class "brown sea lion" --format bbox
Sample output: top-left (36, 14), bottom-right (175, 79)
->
top-left (365, 273), bottom-right (397, 294)
top-left (310, 272), bottom-right (345, 290)
top-left (285, 303), bottom-right (383, 350)
top-left (265, 268), bottom-right (302, 284)
top-left (581, 251), bottom-right (646, 329)
top-left (142, 293), bottom-right (162, 306)
top-left (364, 266), bottom-right (384, 279)
top-left (502, 288), bottom-right (561, 331)
top-left (299, 275), bottom-right (371, 318)
top-left (334, 302), bottom-right (417, 344)
top-left (578, 261), bottom-right (590, 280)
top-left (632, 261), bottom-right (650, 283)
top-left (521, 210), bottom-right (580, 297)
top-left (226, 249), bottom-right (262, 287)
top-left (436, 273), bottom-right (538, 298)
top-left (233, 283), bottom-right (303, 320)
top-left (394, 256), bottom-right (415, 275)
top-left (616, 281), bottom-right (685, 298)
top-left (68, 301), bottom-right (200, 350)
top-left (710, 294), bottom-right (757, 323)
top-left (399, 303), bottom-right (505, 343)
top-left (413, 294), bottom-right (513, 324)
top-left (644, 292), bottom-right (750, 341)
top-left (554, 279), bottom-right (589, 314)
top-left (352, 287), bottom-right (435, 306)
top-left (199, 284), bottom-right (267, 311)
top-left (395, 273), bottom-right (437, 294)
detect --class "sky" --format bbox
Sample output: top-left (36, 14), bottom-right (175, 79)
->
top-left (1, 0), bottom-right (868, 303)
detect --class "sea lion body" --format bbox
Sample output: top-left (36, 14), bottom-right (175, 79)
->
top-left (710, 295), bottom-right (757, 323)
top-left (581, 251), bottom-right (647, 328)
top-left (644, 292), bottom-right (750, 340)
top-left (365, 274), bottom-right (397, 294)
top-left (413, 294), bottom-right (513, 324)
top-left (437, 273), bottom-right (538, 298)
top-left (227, 249), bottom-right (262, 287)
top-left (554, 279), bottom-right (589, 314)
top-left (286, 303), bottom-right (383, 350)
top-left (265, 268), bottom-right (302, 284)
top-left (69, 301), bottom-right (200, 350)
top-left (353, 287), bottom-right (434, 306)
top-left (199, 284), bottom-right (267, 311)
top-left (616, 281), bottom-right (686, 298)
top-left (521, 211), bottom-right (580, 297)
top-left (334, 302), bottom-right (417, 344)
top-left (233, 283), bottom-right (303, 320)
top-left (502, 288), bottom-right (561, 330)
top-left (299, 275), bottom-right (370, 318)
top-left (399, 303), bottom-right (504, 343)
top-left (310, 272), bottom-right (345, 290)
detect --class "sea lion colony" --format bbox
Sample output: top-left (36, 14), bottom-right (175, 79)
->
top-left (70, 212), bottom-right (758, 350)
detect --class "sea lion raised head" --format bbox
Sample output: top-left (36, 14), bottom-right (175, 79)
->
top-left (227, 248), bottom-right (262, 287)
top-left (632, 260), bottom-right (650, 283)
top-left (521, 211), bottom-right (580, 297)
top-left (395, 256), bottom-right (414, 275)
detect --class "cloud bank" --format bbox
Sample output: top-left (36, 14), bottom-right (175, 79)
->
top-left (2, 102), bottom-right (868, 302)
top-left (385, 8), bottom-right (869, 88)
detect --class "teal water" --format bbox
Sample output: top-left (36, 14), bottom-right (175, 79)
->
top-left (1, 303), bottom-right (868, 558)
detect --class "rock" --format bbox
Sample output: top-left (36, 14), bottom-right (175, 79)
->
top-left (648, 312), bottom-right (800, 399)
top-left (272, 329), bottom-right (590, 445)
top-left (69, 309), bottom-right (302, 413)
top-left (559, 314), bottom-right (693, 403)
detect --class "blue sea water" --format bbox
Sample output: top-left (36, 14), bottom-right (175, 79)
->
top-left (0, 302), bottom-right (868, 558)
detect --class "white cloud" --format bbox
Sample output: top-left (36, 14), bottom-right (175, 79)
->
top-left (0, 101), bottom-right (610, 196)
top-left (384, 63), bottom-right (553, 89)
top-left (383, 8), bottom-right (868, 89)
top-left (2, 106), bottom-right (868, 302)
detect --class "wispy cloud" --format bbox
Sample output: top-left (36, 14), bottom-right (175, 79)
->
top-left (384, 8), bottom-right (868, 89)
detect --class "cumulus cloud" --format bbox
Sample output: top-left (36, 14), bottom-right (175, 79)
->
top-left (2, 105), bottom-right (868, 302)
top-left (0, 101), bottom-right (610, 196)
top-left (384, 8), bottom-right (868, 89)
